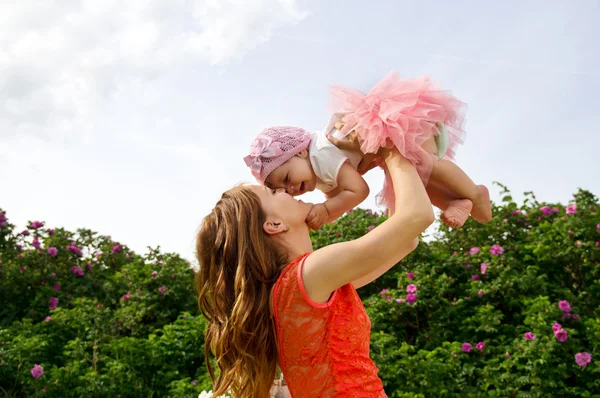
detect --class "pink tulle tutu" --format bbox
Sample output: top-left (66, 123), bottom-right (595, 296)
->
top-left (329, 70), bottom-right (467, 211)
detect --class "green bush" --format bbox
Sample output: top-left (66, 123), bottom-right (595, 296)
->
top-left (1, 184), bottom-right (599, 396)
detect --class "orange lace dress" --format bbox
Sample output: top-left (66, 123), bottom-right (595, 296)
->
top-left (272, 253), bottom-right (387, 397)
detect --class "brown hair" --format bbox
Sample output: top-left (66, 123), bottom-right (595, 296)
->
top-left (195, 186), bottom-right (289, 397)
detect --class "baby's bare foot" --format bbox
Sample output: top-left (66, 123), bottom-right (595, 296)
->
top-left (471, 185), bottom-right (492, 223)
top-left (441, 199), bottom-right (473, 228)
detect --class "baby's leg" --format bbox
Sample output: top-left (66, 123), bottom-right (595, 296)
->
top-left (422, 138), bottom-right (492, 223)
top-left (427, 183), bottom-right (473, 228)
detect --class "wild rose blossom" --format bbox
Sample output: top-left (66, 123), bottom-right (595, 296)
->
top-left (396, 298), bottom-right (406, 304)
top-left (112, 244), bottom-right (122, 254)
top-left (407, 272), bottom-right (414, 279)
top-left (121, 292), bottom-right (132, 301)
top-left (70, 266), bottom-right (84, 277)
top-left (21, 230), bottom-right (30, 236)
top-left (476, 342), bottom-right (485, 351)
top-left (469, 247), bottom-right (480, 255)
top-left (472, 275), bottom-right (480, 281)
top-left (490, 244), bottom-right (504, 255)
top-left (379, 289), bottom-right (390, 296)
top-left (554, 328), bottom-right (568, 342)
top-left (32, 237), bottom-right (41, 249)
top-left (47, 247), bottom-right (58, 257)
top-left (575, 352), bottom-right (592, 367)
top-left (53, 284), bottom-right (61, 291)
top-left (524, 332), bottom-right (536, 341)
top-left (48, 228), bottom-right (55, 236)
top-left (480, 263), bottom-right (488, 274)
top-left (49, 297), bottom-right (59, 310)
top-left (406, 284), bottom-right (417, 294)
top-left (158, 285), bottom-right (168, 295)
top-left (558, 300), bottom-right (571, 313)
top-left (29, 221), bottom-right (44, 229)
top-left (552, 323), bottom-right (562, 332)
top-left (66, 242), bottom-right (82, 256)
top-left (540, 206), bottom-right (553, 216)
top-left (478, 290), bottom-right (484, 298)
top-left (44, 316), bottom-right (51, 322)
top-left (406, 294), bottom-right (417, 304)
top-left (461, 343), bottom-right (472, 353)
top-left (30, 364), bottom-right (43, 378)
top-left (565, 204), bottom-right (577, 215)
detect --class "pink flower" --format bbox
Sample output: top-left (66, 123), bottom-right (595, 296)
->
top-left (406, 294), bottom-right (417, 304)
top-left (112, 244), bottom-right (122, 254)
top-left (191, 380), bottom-right (198, 386)
top-left (368, 225), bottom-right (375, 231)
top-left (396, 298), bottom-right (406, 304)
top-left (120, 292), bottom-right (132, 301)
top-left (597, 223), bottom-right (600, 231)
top-left (552, 323), bottom-right (562, 332)
top-left (47, 247), bottom-right (58, 257)
top-left (505, 352), bottom-right (511, 358)
top-left (385, 295), bottom-right (392, 302)
top-left (29, 221), bottom-right (44, 229)
top-left (469, 247), bottom-right (480, 255)
top-left (32, 237), bottom-right (41, 249)
top-left (406, 284), bottom-right (417, 294)
top-left (461, 343), bottom-right (473, 353)
top-left (70, 266), bottom-right (84, 277)
top-left (87, 262), bottom-right (92, 271)
top-left (472, 275), bottom-right (480, 281)
top-left (540, 206), bottom-right (553, 216)
top-left (552, 207), bottom-right (559, 213)
top-left (53, 284), bottom-right (61, 291)
top-left (565, 204), bottom-right (577, 215)
top-left (48, 228), bottom-right (55, 236)
top-left (334, 233), bottom-right (340, 237)
top-left (558, 300), bottom-right (571, 313)
top-left (49, 297), bottom-right (59, 310)
top-left (44, 316), bottom-right (51, 322)
top-left (21, 230), bottom-right (30, 236)
top-left (19, 266), bottom-right (26, 272)
top-left (170, 274), bottom-right (175, 279)
top-left (512, 210), bottom-right (522, 215)
top-left (379, 289), bottom-right (390, 296)
top-left (158, 285), bottom-right (168, 295)
top-left (16, 244), bottom-right (22, 251)
top-left (407, 272), bottom-right (414, 279)
top-left (478, 290), bottom-right (484, 298)
top-left (365, 210), bottom-right (372, 216)
top-left (524, 332), bottom-right (536, 341)
top-left (66, 242), bottom-right (82, 256)
top-left (572, 314), bottom-right (580, 320)
top-left (480, 263), bottom-right (488, 275)
top-left (0, 212), bottom-right (6, 222)
top-left (490, 244), bottom-right (504, 255)
top-left (151, 271), bottom-right (158, 278)
top-left (575, 352), bottom-right (592, 367)
top-left (554, 328), bottom-right (568, 342)
top-left (476, 342), bottom-right (485, 351)
top-left (30, 364), bottom-right (43, 378)
top-left (563, 312), bottom-right (571, 319)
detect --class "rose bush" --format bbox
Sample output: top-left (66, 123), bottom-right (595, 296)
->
top-left (1, 184), bottom-right (599, 396)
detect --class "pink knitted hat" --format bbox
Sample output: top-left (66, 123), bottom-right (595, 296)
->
top-left (244, 126), bottom-right (313, 184)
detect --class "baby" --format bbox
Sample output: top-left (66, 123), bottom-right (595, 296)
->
top-left (244, 71), bottom-right (492, 230)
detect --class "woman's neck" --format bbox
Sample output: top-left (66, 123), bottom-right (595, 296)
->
top-left (280, 226), bottom-right (313, 262)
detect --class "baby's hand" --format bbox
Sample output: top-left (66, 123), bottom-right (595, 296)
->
top-left (329, 120), bottom-right (380, 175)
top-left (306, 203), bottom-right (329, 230)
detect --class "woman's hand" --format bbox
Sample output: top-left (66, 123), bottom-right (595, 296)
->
top-left (327, 119), bottom-right (380, 175)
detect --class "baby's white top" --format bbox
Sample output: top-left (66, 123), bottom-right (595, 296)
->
top-left (308, 114), bottom-right (362, 193)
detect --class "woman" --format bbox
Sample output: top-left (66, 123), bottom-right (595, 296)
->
top-left (195, 140), bottom-right (434, 397)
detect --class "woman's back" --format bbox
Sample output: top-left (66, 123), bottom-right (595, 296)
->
top-left (273, 254), bottom-right (387, 397)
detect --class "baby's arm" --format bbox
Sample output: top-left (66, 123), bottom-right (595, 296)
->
top-left (306, 163), bottom-right (369, 229)
top-left (324, 163), bottom-right (369, 221)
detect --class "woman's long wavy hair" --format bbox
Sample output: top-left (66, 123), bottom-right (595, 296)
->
top-left (195, 186), bottom-right (289, 397)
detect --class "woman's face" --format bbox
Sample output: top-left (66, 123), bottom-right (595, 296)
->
top-left (251, 185), bottom-right (313, 229)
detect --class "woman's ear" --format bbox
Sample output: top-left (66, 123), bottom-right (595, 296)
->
top-left (263, 219), bottom-right (289, 235)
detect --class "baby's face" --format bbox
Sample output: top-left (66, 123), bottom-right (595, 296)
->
top-left (265, 150), bottom-right (317, 196)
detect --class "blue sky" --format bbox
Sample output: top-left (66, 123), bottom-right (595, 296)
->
top-left (1, 0), bottom-right (599, 261)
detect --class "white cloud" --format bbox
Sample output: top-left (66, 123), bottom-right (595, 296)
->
top-left (0, 0), bottom-right (309, 140)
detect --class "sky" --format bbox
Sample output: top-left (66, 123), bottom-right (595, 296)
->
top-left (1, 0), bottom-right (599, 262)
